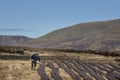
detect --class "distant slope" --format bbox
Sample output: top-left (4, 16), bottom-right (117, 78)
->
top-left (0, 35), bottom-right (32, 46)
top-left (26, 19), bottom-right (120, 51)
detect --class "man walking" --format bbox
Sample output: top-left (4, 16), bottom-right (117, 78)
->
top-left (31, 53), bottom-right (40, 70)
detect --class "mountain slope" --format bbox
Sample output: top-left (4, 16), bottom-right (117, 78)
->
top-left (26, 19), bottom-right (120, 51)
top-left (0, 35), bottom-right (32, 46)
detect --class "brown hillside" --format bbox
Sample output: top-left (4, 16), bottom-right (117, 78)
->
top-left (26, 19), bottom-right (120, 51)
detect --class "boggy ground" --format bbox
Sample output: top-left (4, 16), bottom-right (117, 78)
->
top-left (0, 51), bottom-right (119, 80)
top-left (38, 52), bottom-right (120, 80)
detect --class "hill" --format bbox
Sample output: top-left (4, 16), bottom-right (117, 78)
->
top-left (0, 35), bottom-right (32, 46)
top-left (26, 19), bottom-right (120, 51)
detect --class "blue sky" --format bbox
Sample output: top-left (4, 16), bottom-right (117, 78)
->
top-left (0, 0), bottom-right (120, 38)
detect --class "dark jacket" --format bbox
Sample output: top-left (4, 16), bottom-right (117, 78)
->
top-left (31, 54), bottom-right (40, 62)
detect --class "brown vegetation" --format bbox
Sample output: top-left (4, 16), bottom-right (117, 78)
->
top-left (25, 19), bottom-right (120, 51)
top-left (0, 60), bottom-right (40, 80)
top-left (0, 46), bottom-right (120, 80)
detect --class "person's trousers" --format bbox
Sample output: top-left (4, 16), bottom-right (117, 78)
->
top-left (31, 60), bottom-right (37, 70)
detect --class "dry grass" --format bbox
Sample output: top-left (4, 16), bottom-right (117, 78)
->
top-left (0, 50), bottom-right (119, 80)
top-left (52, 61), bottom-right (72, 80)
top-left (0, 60), bottom-right (40, 80)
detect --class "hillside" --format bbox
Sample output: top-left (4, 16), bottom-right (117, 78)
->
top-left (0, 35), bottom-right (32, 46)
top-left (26, 19), bottom-right (120, 51)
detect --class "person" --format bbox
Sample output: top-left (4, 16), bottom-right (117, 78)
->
top-left (31, 53), bottom-right (40, 70)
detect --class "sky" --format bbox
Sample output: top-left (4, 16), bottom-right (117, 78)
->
top-left (0, 0), bottom-right (120, 38)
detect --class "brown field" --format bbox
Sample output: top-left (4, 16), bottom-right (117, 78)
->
top-left (0, 47), bottom-right (120, 80)
top-left (0, 60), bottom-right (40, 80)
